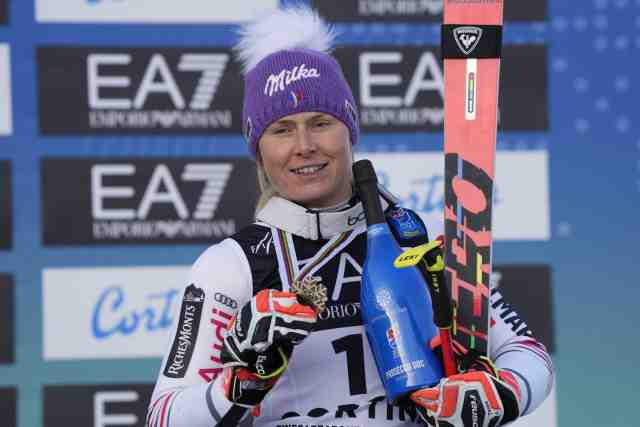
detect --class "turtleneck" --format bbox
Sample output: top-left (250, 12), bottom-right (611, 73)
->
top-left (304, 196), bottom-right (355, 213)
top-left (255, 195), bottom-right (389, 240)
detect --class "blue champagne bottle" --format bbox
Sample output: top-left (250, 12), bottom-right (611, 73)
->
top-left (354, 160), bottom-right (443, 404)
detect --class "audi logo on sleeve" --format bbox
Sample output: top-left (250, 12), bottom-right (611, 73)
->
top-left (41, 158), bottom-right (258, 245)
top-left (214, 292), bottom-right (238, 309)
top-left (312, 0), bottom-right (547, 22)
top-left (37, 47), bottom-right (244, 134)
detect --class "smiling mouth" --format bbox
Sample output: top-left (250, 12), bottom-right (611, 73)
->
top-left (291, 163), bottom-right (328, 175)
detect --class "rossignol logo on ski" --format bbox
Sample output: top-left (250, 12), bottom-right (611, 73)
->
top-left (453, 26), bottom-right (483, 56)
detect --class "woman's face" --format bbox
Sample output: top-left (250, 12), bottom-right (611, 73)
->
top-left (258, 112), bottom-right (353, 209)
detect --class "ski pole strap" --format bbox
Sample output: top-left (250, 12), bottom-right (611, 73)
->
top-left (441, 24), bottom-right (502, 59)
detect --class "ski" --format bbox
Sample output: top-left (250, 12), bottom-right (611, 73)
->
top-left (442, 0), bottom-right (504, 357)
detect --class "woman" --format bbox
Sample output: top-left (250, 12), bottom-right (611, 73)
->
top-left (147, 6), bottom-right (554, 427)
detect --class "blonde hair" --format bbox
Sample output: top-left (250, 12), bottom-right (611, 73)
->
top-left (254, 160), bottom-right (277, 217)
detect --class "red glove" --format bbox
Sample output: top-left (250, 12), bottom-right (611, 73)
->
top-left (221, 344), bottom-right (292, 409)
top-left (220, 289), bottom-right (317, 408)
top-left (411, 356), bottom-right (522, 427)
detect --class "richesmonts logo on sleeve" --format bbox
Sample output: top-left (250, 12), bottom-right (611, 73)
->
top-left (0, 161), bottom-right (11, 249)
top-left (0, 274), bottom-right (14, 364)
top-left (0, 44), bottom-right (12, 136)
top-left (37, 47), bottom-right (243, 135)
top-left (41, 158), bottom-right (257, 245)
top-left (334, 45), bottom-right (548, 133)
top-left (312, 0), bottom-right (547, 22)
top-left (163, 284), bottom-right (205, 378)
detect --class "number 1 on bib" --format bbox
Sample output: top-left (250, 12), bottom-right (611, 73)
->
top-left (442, 0), bottom-right (504, 357)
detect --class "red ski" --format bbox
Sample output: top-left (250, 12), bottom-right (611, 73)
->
top-left (442, 0), bottom-right (504, 357)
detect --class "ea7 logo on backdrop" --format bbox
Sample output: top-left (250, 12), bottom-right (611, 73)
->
top-left (37, 47), bottom-right (244, 134)
top-left (41, 158), bottom-right (258, 245)
top-left (335, 45), bottom-right (549, 132)
top-left (91, 163), bottom-right (233, 241)
top-left (92, 163), bottom-right (231, 221)
top-left (453, 26), bottom-right (483, 56)
top-left (88, 53), bottom-right (229, 110)
top-left (334, 47), bottom-right (445, 132)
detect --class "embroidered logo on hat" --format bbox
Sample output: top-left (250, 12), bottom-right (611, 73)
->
top-left (345, 99), bottom-right (358, 125)
top-left (244, 117), bottom-right (253, 142)
top-left (290, 90), bottom-right (304, 107)
top-left (264, 63), bottom-right (320, 96)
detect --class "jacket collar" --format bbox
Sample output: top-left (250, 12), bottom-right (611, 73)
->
top-left (255, 196), bottom-right (389, 240)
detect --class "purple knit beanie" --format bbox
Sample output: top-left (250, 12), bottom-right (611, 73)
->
top-left (237, 8), bottom-right (359, 158)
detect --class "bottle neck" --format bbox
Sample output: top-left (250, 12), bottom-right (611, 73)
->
top-left (358, 183), bottom-right (386, 226)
